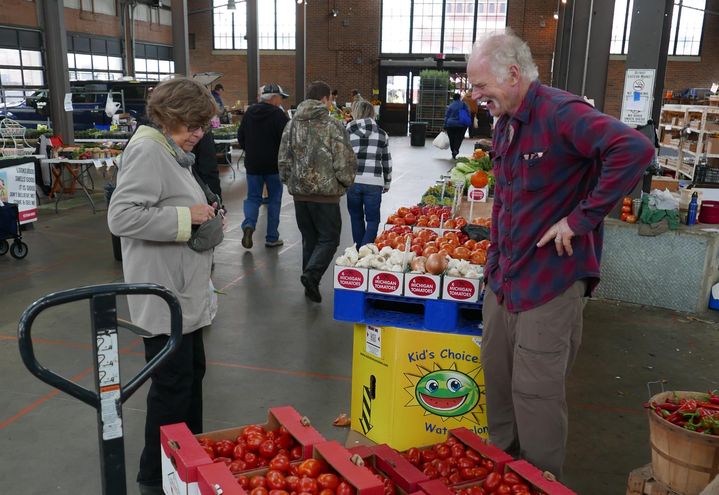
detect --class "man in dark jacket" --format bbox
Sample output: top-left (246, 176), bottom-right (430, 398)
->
top-left (192, 130), bottom-right (222, 200)
top-left (237, 83), bottom-right (290, 248)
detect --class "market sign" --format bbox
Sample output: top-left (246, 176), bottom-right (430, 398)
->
top-left (620, 68), bottom-right (656, 127)
top-left (0, 160), bottom-right (37, 224)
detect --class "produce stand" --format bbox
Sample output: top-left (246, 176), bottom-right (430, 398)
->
top-left (333, 174), bottom-right (489, 451)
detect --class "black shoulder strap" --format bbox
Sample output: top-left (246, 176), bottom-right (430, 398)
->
top-left (190, 167), bottom-right (222, 209)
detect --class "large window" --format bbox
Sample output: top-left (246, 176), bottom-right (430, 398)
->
top-left (611, 0), bottom-right (705, 55)
top-left (134, 43), bottom-right (175, 81)
top-left (67, 34), bottom-right (124, 81)
top-left (381, 0), bottom-right (507, 55)
top-left (213, 0), bottom-right (296, 50)
top-left (0, 27), bottom-right (45, 106)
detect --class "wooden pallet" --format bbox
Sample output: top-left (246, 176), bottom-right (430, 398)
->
top-left (627, 465), bottom-right (681, 495)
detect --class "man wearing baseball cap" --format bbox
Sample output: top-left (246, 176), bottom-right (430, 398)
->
top-left (237, 83), bottom-right (290, 248)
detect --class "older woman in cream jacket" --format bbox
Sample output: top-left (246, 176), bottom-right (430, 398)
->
top-left (108, 77), bottom-right (219, 495)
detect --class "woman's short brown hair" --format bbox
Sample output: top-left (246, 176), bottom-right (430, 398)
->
top-left (146, 77), bottom-right (218, 131)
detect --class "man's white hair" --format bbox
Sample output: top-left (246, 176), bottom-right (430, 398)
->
top-left (470, 29), bottom-right (539, 83)
top-left (260, 92), bottom-right (275, 102)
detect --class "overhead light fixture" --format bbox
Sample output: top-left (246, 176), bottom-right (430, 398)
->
top-left (297, 0), bottom-right (303, 4)
top-left (227, 0), bottom-right (236, 10)
top-left (553, 11), bottom-right (559, 19)
top-left (562, 0), bottom-right (567, 3)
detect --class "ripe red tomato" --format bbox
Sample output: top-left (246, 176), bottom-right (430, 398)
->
top-left (229, 460), bottom-right (247, 473)
top-left (621, 205), bottom-right (631, 213)
top-left (251, 488), bottom-right (269, 495)
top-left (269, 454), bottom-right (291, 473)
top-left (214, 439), bottom-right (235, 458)
top-left (450, 444), bottom-right (466, 459)
top-left (502, 473), bottom-right (521, 485)
top-left (623, 196), bottom-right (632, 206)
top-left (448, 472), bottom-right (462, 484)
top-left (232, 444), bottom-right (245, 460)
top-left (510, 482), bottom-right (530, 494)
top-left (290, 445), bottom-right (303, 460)
top-left (237, 476), bottom-right (250, 488)
top-left (317, 473), bottom-right (340, 490)
top-left (336, 481), bottom-right (355, 495)
top-left (405, 448), bottom-right (421, 466)
top-left (285, 476), bottom-right (300, 492)
top-left (198, 436), bottom-right (214, 448)
top-left (435, 445), bottom-right (451, 460)
top-left (480, 459), bottom-right (495, 471)
top-left (246, 433), bottom-right (265, 452)
top-left (297, 458), bottom-right (325, 478)
top-left (496, 484), bottom-right (511, 495)
top-left (259, 439), bottom-right (279, 459)
top-left (298, 477), bottom-right (319, 494)
top-left (469, 486), bottom-right (485, 495)
top-left (275, 433), bottom-right (295, 450)
top-left (421, 449), bottom-right (437, 463)
top-left (266, 470), bottom-right (287, 490)
top-left (202, 444), bottom-right (216, 460)
top-left (457, 457), bottom-right (476, 469)
top-left (423, 465), bottom-right (438, 479)
top-left (244, 452), bottom-right (259, 469)
top-left (250, 476), bottom-right (268, 489)
top-left (483, 472), bottom-right (501, 492)
top-left (243, 425), bottom-right (267, 438)
top-left (404, 213), bottom-right (417, 225)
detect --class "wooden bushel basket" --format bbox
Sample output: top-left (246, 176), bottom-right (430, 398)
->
top-left (648, 391), bottom-right (719, 495)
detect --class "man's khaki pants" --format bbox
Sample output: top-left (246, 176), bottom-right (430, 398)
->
top-left (480, 280), bottom-right (587, 478)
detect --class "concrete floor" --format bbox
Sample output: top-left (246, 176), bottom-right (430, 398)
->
top-left (0, 136), bottom-right (718, 495)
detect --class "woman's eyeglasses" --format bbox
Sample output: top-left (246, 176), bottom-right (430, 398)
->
top-left (188, 124), bottom-right (210, 134)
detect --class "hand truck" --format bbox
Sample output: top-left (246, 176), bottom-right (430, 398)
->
top-left (18, 283), bottom-right (183, 495)
top-left (0, 202), bottom-right (28, 259)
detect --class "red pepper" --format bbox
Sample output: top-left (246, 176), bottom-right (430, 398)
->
top-left (697, 402), bottom-right (719, 411)
top-left (661, 402), bottom-right (680, 412)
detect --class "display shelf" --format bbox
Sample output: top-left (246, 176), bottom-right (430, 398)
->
top-left (333, 289), bottom-right (483, 334)
top-left (659, 104), bottom-right (719, 179)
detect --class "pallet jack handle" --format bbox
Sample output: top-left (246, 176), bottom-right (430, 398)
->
top-left (17, 282), bottom-right (183, 495)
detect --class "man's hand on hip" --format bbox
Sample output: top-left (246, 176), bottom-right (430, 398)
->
top-left (537, 216), bottom-right (576, 256)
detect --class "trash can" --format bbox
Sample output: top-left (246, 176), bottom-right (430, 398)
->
top-left (409, 121), bottom-right (428, 147)
top-left (104, 183), bottom-right (122, 262)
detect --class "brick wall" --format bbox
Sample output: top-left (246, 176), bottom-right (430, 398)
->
top-left (604, 0), bottom-right (719, 118)
top-left (507, 0), bottom-right (558, 84)
top-left (0, 0), bottom-right (39, 28)
top-left (63, 8), bottom-right (172, 45)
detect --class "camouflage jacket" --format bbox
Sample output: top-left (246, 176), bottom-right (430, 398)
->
top-left (278, 99), bottom-right (357, 198)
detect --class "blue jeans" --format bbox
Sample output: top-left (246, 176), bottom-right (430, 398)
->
top-left (346, 183), bottom-right (383, 247)
top-left (242, 173), bottom-right (283, 242)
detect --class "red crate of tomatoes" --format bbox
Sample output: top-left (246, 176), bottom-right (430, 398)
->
top-left (161, 422), bottom-right (214, 495)
top-left (198, 462), bottom-right (246, 495)
top-left (196, 406), bottom-right (326, 476)
top-left (349, 444), bottom-right (430, 494)
top-left (498, 461), bottom-right (576, 495)
top-left (403, 428), bottom-right (513, 488)
top-left (235, 440), bottom-right (386, 495)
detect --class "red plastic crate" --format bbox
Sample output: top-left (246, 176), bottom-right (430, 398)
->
top-left (450, 428), bottom-right (513, 474)
top-left (315, 441), bottom-right (386, 495)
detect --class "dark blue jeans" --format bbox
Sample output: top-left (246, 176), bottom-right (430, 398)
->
top-left (242, 173), bottom-right (283, 242)
top-left (346, 183), bottom-right (383, 247)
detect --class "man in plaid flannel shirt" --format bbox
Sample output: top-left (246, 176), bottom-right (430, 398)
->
top-left (469, 30), bottom-right (654, 477)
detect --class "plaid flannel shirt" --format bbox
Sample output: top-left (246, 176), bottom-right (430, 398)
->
top-left (346, 118), bottom-right (392, 189)
top-left (487, 80), bottom-right (655, 312)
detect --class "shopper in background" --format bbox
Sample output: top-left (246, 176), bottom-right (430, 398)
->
top-left (345, 100), bottom-right (392, 248)
top-left (444, 93), bottom-right (469, 160)
top-left (107, 77), bottom-right (220, 495)
top-left (469, 30), bottom-right (654, 478)
top-left (462, 91), bottom-right (480, 138)
top-left (278, 80), bottom-right (357, 303)
top-left (192, 117), bottom-right (222, 201)
top-left (211, 83), bottom-right (225, 111)
top-left (351, 89), bottom-right (364, 103)
top-left (237, 83), bottom-right (290, 249)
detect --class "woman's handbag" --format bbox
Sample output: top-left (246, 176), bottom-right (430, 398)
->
top-left (187, 170), bottom-right (224, 252)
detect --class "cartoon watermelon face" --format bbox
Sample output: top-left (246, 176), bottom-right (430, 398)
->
top-left (415, 369), bottom-right (480, 417)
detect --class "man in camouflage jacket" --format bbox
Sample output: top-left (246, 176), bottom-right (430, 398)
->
top-left (278, 80), bottom-right (357, 303)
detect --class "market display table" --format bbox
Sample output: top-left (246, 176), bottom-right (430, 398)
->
top-left (75, 138), bottom-right (128, 145)
top-left (596, 218), bottom-right (719, 314)
top-left (214, 138), bottom-right (241, 180)
top-left (41, 157), bottom-right (116, 214)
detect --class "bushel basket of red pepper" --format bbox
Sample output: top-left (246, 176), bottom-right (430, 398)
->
top-left (645, 390), bottom-right (719, 436)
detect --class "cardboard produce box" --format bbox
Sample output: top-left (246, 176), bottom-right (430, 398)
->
top-left (650, 176), bottom-right (680, 192)
top-left (335, 266), bottom-right (370, 292)
top-left (312, 441), bottom-right (386, 495)
top-left (404, 273), bottom-right (442, 299)
top-left (161, 423), bottom-right (214, 495)
top-left (197, 462), bottom-right (245, 495)
top-left (706, 137), bottom-right (719, 155)
top-left (349, 444), bottom-right (429, 494)
top-left (501, 460), bottom-right (577, 495)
